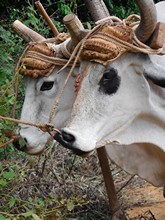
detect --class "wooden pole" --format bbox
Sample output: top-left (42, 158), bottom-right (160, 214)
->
top-left (35, 1), bottom-right (59, 36)
top-left (63, 14), bottom-right (85, 43)
top-left (97, 146), bottom-right (123, 219)
top-left (83, 1), bottom-right (122, 218)
top-left (63, 13), bottom-right (85, 51)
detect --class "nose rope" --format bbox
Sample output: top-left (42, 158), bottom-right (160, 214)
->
top-left (0, 136), bottom-right (19, 148)
top-left (0, 115), bottom-right (62, 148)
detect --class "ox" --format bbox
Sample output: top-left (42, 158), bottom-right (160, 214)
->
top-left (54, 0), bottom-right (165, 187)
top-left (15, 0), bottom-right (165, 219)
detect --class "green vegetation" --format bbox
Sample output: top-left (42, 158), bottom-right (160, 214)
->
top-left (0, 0), bottom-right (161, 219)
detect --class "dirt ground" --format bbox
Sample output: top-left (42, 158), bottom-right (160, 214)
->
top-left (116, 175), bottom-right (165, 219)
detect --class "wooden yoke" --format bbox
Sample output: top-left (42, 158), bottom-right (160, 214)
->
top-left (35, 1), bottom-right (59, 37)
top-left (149, 22), bottom-right (165, 52)
top-left (63, 14), bottom-right (85, 52)
top-left (13, 20), bottom-right (45, 42)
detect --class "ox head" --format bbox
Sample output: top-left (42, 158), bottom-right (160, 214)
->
top-left (14, 0), bottom-right (109, 155)
top-left (13, 18), bottom-right (83, 155)
top-left (55, 1), bottom-right (165, 158)
top-left (55, 52), bottom-right (165, 151)
top-left (19, 63), bottom-right (77, 155)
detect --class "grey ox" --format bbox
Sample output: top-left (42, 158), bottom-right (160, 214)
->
top-left (18, 0), bottom-right (165, 186)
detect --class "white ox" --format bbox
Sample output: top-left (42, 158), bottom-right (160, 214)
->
top-left (54, 0), bottom-right (165, 187)
top-left (17, 0), bottom-right (165, 186)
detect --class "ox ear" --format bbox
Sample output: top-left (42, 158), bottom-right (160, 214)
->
top-left (144, 57), bottom-right (165, 88)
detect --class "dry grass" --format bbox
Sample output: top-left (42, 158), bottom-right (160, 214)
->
top-left (0, 142), bottom-right (161, 220)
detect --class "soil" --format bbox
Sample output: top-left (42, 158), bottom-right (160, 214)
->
top-left (116, 176), bottom-right (165, 219)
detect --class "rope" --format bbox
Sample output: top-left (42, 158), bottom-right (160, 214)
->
top-left (0, 115), bottom-right (61, 133)
top-left (0, 115), bottom-right (61, 147)
top-left (80, 15), bottom-right (163, 66)
top-left (11, 71), bottom-right (20, 120)
top-left (48, 39), bottom-right (88, 123)
top-left (0, 138), bottom-right (17, 148)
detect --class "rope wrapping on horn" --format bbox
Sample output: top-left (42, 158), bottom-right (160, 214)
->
top-left (15, 33), bottom-right (74, 78)
top-left (80, 15), bottom-right (164, 65)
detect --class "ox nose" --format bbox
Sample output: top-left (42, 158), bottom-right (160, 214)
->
top-left (13, 138), bottom-right (27, 152)
top-left (54, 130), bottom-right (75, 150)
top-left (62, 131), bottom-right (75, 143)
top-left (54, 130), bottom-right (87, 156)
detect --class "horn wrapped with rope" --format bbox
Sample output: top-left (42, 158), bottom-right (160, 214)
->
top-left (15, 34), bottom-right (70, 78)
top-left (17, 43), bottom-right (56, 78)
top-left (81, 21), bottom-right (134, 64)
top-left (79, 15), bottom-right (164, 66)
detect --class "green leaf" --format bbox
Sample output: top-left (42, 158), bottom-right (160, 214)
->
top-left (21, 210), bottom-right (34, 217)
top-left (67, 200), bottom-right (74, 211)
top-left (0, 123), bottom-right (4, 130)
top-left (0, 179), bottom-right (7, 187)
top-left (8, 95), bottom-right (15, 105)
top-left (3, 171), bottom-right (16, 179)
top-left (9, 197), bottom-right (16, 208)
top-left (86, 22), bottom-right (92, 30)
top-left (0, 214), bottom-right (5, 220)
top-left (37, 198), bottom-right (45, 206)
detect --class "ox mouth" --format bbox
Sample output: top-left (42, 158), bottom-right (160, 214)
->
top-left (13, 139), bottom-right (45, 155)
top-left (54, 132), bottom-right (93, 157)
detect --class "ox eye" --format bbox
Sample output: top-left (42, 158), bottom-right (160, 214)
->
top-left (99, 68), bottom-right (120, 95)
top-left (40, 81), bottom-right (54, 91)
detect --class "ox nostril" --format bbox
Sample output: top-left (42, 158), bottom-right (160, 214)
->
top-left (62, 131), bottom-right (75, 143)
top-left (24, 138), bottom-right (28, 143)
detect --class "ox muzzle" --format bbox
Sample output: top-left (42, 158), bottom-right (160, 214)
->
top-left (54, 130), bottom-right (92, 157)
top-left (12, 137), bottom-right (45, 155)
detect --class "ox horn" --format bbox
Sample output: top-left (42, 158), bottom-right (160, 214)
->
top-left (135, 0), bottom-right (157, 43)
top-left (84, 0), bottom-right (110, 21)
top-left (13, 20), bottom-right (45, 42)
